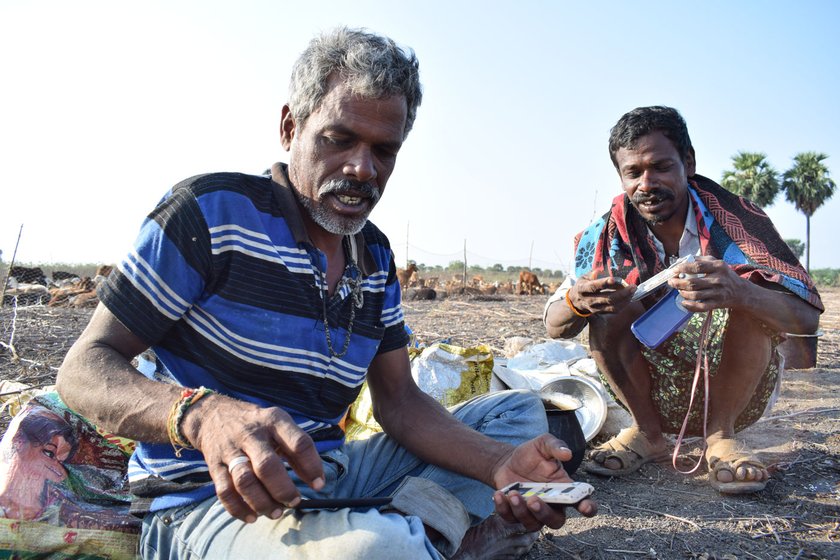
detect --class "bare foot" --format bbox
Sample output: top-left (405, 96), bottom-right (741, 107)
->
top-left (450, 514), bottom-right (539, 560)
top-left (705, 434), bottom-right (769, 494)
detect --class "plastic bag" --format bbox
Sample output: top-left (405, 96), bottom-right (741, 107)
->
top-left (344, 343), bottom-right (494, 441)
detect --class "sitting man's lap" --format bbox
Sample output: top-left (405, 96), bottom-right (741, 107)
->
top-left (643, 309), bottom-right (781, 433)
top-left (626, 309), bottom-right (782, 434)
top-left (140, 390), bottom-right (547, 559)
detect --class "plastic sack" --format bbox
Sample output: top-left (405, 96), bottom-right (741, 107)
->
top-left (410, 343), bottom-right (494, 406)
top-left (344, 343), bottom-right (494, 441)
top-left (0, 380), bottom-right (53, 418)
top-left (505, 340), bottom-right (588, 373)
top-left (0, 392), bottom-right (140, 559)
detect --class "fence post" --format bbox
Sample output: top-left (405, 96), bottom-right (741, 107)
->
top-left (0, 224), bottom-right (24, 309)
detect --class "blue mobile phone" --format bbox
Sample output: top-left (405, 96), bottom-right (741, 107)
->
top-left (631, 288), bottom-right (693, 348)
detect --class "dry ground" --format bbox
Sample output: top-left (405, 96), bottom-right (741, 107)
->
top-left (404, 289), bottom-right (840, 560)
top-left (1, 289), bottom-right (838, 559)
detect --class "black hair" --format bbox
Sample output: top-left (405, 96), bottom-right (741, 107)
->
top-left (17, 408), bottom-right (77, 453)
top-left (608, 106), bottom-right (693, 168)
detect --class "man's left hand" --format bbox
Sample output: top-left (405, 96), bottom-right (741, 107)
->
top-left (668, 255), bottom-right (747, 312)
top-left (490, 434), bottom-right (598, 531)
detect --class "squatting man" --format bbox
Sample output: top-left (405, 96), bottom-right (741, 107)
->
top-left (57, 27), bottom-right (596, 559)
top-left (545, 106), bottom-right (823, 494)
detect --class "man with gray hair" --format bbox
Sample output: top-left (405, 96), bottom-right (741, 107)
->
top-left (57, 27), bottom-right (595, 558)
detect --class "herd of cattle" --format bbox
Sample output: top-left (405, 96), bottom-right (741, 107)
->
top-left (396, 264), bottom-right (558, 301)
top-left (3, 264), bottom-right (558, 307)
top-left (1, 265), bottom-right (113, 308)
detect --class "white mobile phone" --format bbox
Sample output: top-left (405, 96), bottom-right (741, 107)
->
top-left (631, 255), bottom-right (694, 302)
top-left (500, 482), bottom-right (594, 504)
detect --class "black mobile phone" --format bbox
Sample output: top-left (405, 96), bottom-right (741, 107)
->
top-left (294, 496), bottom-right (393, 510)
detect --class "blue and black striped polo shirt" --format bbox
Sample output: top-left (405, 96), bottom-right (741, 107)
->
top-left (99, 163), bottom-right (408, 512)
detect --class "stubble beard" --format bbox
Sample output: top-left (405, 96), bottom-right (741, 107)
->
top-left (631, 188), bottom-right (676, 227)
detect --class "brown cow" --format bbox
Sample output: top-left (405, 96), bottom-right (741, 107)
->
top-left (95, 265), bottom-right (114, 278)
top-left (518, 270), bottom-right (544, 295)
top-left (396, 262), bottom-right (418, 291)
top-left (479, 284), bottom-right (498, 295)
top-left (48, 277), bottom-right (96, 307)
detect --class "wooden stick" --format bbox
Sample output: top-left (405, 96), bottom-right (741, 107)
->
top-left (756, 407), bottom-right (840, 423)
top-left (621, 504), bottom-right (700, 528)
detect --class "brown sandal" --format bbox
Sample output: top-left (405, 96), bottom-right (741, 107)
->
top-left (706, 453), bottom-right (770, 494)
top-left (583, 427), bottom-right (668, 476)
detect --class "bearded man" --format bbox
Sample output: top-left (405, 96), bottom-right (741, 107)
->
top-left (58, 27), bottom-right (595, 559)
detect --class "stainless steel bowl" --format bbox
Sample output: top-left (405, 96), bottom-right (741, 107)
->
top-left (540, 375), bottom-right (608, 442)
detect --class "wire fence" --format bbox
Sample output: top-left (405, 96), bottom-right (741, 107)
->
top-left (394, 242), bottom-right (571, 277)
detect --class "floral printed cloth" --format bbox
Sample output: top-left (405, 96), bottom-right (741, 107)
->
top-left (573, 175), bottom-right (823, 312)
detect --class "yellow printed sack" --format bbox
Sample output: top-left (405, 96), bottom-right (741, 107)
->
top-left (344, 343), bottom-right (494, 441)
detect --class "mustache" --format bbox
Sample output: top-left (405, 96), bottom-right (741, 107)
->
top-left (318, 179), bottom-right (380, 201)
top-left (632, 189), bottom-right (675, 205)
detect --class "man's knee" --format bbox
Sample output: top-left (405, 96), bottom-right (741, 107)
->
top-left (726, 310), bottom-right (774, 339)
top-left (588, 310), bottom-right (639, 353)
top-left (456, 389), bottom-right (547, 439)
top-left (587, 314), bottom-right (647, 383)
top-left (492, 389), bottom-right (548, 439)
top-left (326, 512), bottom-right (437, 560)
top-left (722, 310), bottom-right (773, 368)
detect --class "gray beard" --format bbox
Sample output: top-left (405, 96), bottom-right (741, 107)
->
top-left (297, 179), bottom-right (380, 235)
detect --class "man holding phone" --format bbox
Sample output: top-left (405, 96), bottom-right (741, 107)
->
top-left (545, 106), bottom-right (822, 494)
top-left (57, 27), bottom-right (595, 559)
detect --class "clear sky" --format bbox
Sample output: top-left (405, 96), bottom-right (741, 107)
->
top-left (2, 0), bottom-right (839, 273)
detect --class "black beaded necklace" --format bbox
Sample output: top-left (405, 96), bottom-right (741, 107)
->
top-left (319, 236), bottom-right (364, 359)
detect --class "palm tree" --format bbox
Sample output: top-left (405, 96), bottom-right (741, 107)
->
top-left (721, 152), bottom-right (780, 207)
top-left (784, 238), bottom-right (805, 260)
top-left (782, 152), bottom-right (836, 271)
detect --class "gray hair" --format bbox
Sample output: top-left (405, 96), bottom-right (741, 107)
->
top-left (288, 27), bottom-right (422, 139)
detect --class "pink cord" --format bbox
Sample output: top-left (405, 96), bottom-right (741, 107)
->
top-left (672, 312), bottom-right (714, 474)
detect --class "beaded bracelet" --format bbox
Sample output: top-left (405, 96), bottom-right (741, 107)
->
top-left (167, 386), bottom-right (215, 457)
top-left (565, 290), bottom-right (593, 318)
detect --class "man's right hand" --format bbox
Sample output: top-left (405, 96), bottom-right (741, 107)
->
top-left (182, 395), bottom-right (326, 523)
top-left (490, 434), bottom-right (598, 532)
top-left (567, 276), bottom-right (635, 316)
top-left (56, 304), bottom-right (327, 524)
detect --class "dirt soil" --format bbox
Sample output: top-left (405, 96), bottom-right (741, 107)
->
top-left (1, 289), bottom-right (838, 559)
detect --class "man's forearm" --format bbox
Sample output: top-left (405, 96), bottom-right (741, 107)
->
top-left (375, 386), bottom-right (513, 488)
top-left (734, 280), bottom-right (820, 335)
top-left (58, 343), bottom-right (179, 443)
top-left (56, 305), bottom-right (181, 443)
top-left (545, 298), bottom-right (588, 339)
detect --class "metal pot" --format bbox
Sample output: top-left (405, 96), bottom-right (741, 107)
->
top-left (543, 405), bottom-right (586, 476)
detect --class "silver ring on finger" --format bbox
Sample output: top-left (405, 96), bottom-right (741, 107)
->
top-left (228, 455), bottom-right (251, 474)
